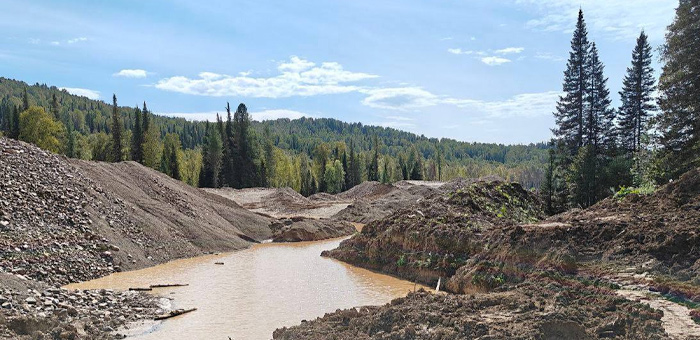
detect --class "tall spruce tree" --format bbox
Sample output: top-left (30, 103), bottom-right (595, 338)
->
top-left (585, 42), bottom-right (615, 151)
top-left (553, 9), bottom-right (590, 159)
top-left (22, 88), bottom-right (30, 111)
top-left (368, 135), bottom-right (380, 181)
top-left (50, 93), bottom-right (60, 120)
top-left (130, 107), bottom-right (143, 163)
top-left (199, 122), bottom-right (223, 188)
top-left (618, 31), bottom-right (656, 155)
top-left (222, 103), bottom-right (237, 187)
top-left (110, 94), bottom-right (123, 162)
top-left (11, 106), bottom-right (20, 139)
top-left (656, 0), bottom-right (700, 180)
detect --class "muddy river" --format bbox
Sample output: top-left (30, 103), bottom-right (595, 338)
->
top-left (65, 237), bottom-right (423, 340)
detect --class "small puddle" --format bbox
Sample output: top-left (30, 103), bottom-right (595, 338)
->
top-left (65, 236), bottom-right (424, 340)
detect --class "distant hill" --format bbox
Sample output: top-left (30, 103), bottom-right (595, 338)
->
top-left (0, 77), bottom-right (547, 189)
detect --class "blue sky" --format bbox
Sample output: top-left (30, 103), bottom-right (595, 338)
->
top-left (0, 0), bottom-right (677, 144)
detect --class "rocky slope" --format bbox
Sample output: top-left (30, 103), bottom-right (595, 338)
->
top-left (0, 137), bottom-right (276, 339)
top-left (0, 137), bottom-right (273, 287)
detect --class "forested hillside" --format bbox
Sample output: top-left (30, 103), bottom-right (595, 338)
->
top-left (0, 77), bottom-right (547, 194)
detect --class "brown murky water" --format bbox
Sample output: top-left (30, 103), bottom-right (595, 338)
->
top-left (66, 236), bottom-right (424, 340)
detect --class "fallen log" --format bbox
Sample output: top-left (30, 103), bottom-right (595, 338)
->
top-left (215, 262), bottom-right (224, 265)
top-left (154, 308), bottom-right (197, 320)
top-left (128, 287), bottom-right (153, 292)
top-left (150, 283), bottom-right (189, 288)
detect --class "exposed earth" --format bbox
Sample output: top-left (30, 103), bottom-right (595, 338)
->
top-left (3, 136), bottom-right (700, 339)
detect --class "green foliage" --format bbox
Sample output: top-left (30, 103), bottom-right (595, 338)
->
top-left (324, 159), bottom-right (345, 194)
top-left (613, 183), bottom-right (656, 200)
top-left (110, 94), bottom-right (123, 162)
top-left (180, 148), bottom-right (202, 187)
top-left (160, 133), bottom-right (182, 180)
top-left (396, 254), bottom-right (406, 267)
top-left (18, 106), bottom-right (65, 153)
top-left (656, 0), bottom-right (700, 181)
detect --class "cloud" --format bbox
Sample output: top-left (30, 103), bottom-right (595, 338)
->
top-left (113, 69), bottom-right (149, 78)
top-left (50, 41), bottom-right (60, 46)
top-left (155, 56), bottom-right (378, 98)
top-left (515, 0), bottom-right (676, 41)
top-left (440, 37), bottom-right (454, 41)
top-left (28, 38), bottom-right (40, 45)
top-left (59, 87), bottom-right (100, 99)
top-left (158, 109), bottom-right (316, 122)
top-left (481, 56), bottom-right (512, 66)
top-left (67, 37), bottom-right (88, 44)
top-left (448, 48), bottom-right (474, 55)
top-left (360, 87), bottom-right (439, 111)
top-left (494, 47), bottom-right (524, 54)
top-left (251, 109), bottom-right (316, 121)
top-left (534, 52), bottom-right (565, 62)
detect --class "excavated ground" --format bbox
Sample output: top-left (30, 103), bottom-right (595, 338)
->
top-left (276, 173), bottom-right (700, 339)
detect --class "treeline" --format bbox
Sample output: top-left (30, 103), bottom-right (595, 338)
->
top-left (543, 3), bottom-right (700, 213)
top-left (0, 78), bottom-right (548, 194)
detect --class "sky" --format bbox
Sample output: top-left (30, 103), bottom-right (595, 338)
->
top-left (0, 0), bottom-right (677, 144)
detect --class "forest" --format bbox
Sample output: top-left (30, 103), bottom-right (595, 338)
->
top-left (542, 5), bottom-right (700, 213)
top-left (0, 78), bottom-right (547, 194)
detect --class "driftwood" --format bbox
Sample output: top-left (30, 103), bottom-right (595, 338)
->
top-left (215, 262), bottom-right (224, 265)
top-left (154, 308), bottom-right (197, 320)
top-left (150, 283), bottom-right (189, 288)
top-left (128, 287), bottom-right (153, 292)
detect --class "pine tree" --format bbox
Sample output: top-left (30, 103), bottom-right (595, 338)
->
top-left (66, 125), bottom-right (76, 158)
top-left (410, 148), bottom-right (423, 180)
top-left (50, 93), bottom-right (60, 120)
top-left (436, 143), bottom-right (444, 181)
top-left (11, 106), bottom-right (20, 139)
top-left (110, 94), bottom-right (123, 162)
top-left (368, 135), bottom-right (380, 181)
top-left (300, 154), bottom-right (316, 196)
top-left (130, 107), bottom-right (143, 163)
top-left (618, 31), bottom-right (656, 155)
top-left (585, 42), bottom-right (615, 152)
top-left (541, 148), bottom-right (556, 214)
top-left (553, 9), bottom-right (590, 159)
top-left (263, 126), bottom-right (275, 185)
top-left (199, 122), bottom-right (223, 188)
top-left (22, 88), bottom-right (30, 111)
top-left (656, 0), bottom-right (700, 180)
top-left (222, 104), bottom-right (236, 187)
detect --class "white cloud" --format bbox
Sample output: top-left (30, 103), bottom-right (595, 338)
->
top-left (59, 87), bottom-right (100, 100)
top-left (494, 47), bottom-right (524, 54)
top-left (28, 38), bottom-right (40, 45)
top-left (481, 56), bottom-right (512, 66)
top-left (251, 109), bottom-right (316, 121)
top-left (515, 0), bottom-right (676, 41)
top-left (360, 87), bottom-right (439, 111)
top-left (448, 48), bottom-right (474, 55)
top-left (534, 52), bottom-right (565, 62)
top-left (158, 109), bottom-right (316, 122)
top-left (50, 41), bottom-right (60, 46)
top-left (440, 37), bottom-right (454, 41)
top-left (113, 69), bottom-right (149, 78)
top-left (67, 37), bottom-right (87, 44)
top-left (155, 56), bottom-right (378, 98)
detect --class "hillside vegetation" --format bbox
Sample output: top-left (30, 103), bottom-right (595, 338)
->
top-left (0, 77), bottom-right (547, 195)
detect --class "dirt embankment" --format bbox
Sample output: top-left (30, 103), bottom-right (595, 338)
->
top-left (274, 281), bottom-right (666, 340)
top-left (279, 171), bottom-right (700, 339)
top-left (270, 217), bottom-right (357, 242)
top-left (324, 178), bottom-right (545, 289)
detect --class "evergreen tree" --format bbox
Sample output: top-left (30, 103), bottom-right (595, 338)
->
top-left (221, 105), bottom-right (236, 187)
top-left (541, 148), bottom-right (556, 214)
top-left (22, 87), bottom-right (30, 111)
top-left (585, 42), bottom-right (615, 152)
top-left (618, 31), bottom-right (656, 155)
top-left (381, 156), bottom-right (390, 184)
top-left (553, 9), bottom-right (590, 159)
top-left (368, 135), bottom-right (380, 181)
top-left (130, 107), bottom-right (143, 163)
top-left (199, 122), bottom-right (223, 188)
top-left (160, 133), bottom-right (182, 180)
top-left (656, 0), bottom-right (700, 180)
top-left (234, 103), bottom-right (254, 187)
top-left (436, 143), bottom-right (444, 181)
top-left (66, 125), bottom-right (76, 158)
top-left (263, 126), bottom-right (275, 185)
top-left (11, 106), bottom-right (20, 139)
top-left (299, 154), bottom-right (316, 196)
top-left (410, 148), bottom-right (423, 180)
top-left (110, 94), bottom-right (123, 162)
top-left (50, 93), bottom-right (60, 120)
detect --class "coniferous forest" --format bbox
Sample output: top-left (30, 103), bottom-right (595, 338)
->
top-left (0, 77), bottom-right (547, 193)
top-left (1, 4), bottom-right (698, 208)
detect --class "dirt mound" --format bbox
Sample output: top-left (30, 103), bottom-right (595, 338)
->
top-left (336, 181), bottom-right (397, 200)
top-left (308, 192), bottom-right (337, 201)
top-left (274, 281), bottom-right (666, 339)
top-left (325, 179), bottom-right (544, 288)
top-left (0, 137), bottom-right (272, 286)
top-left (270, 217), bottom-right (356, 242)
top-left (332, 181), bottom-right (441, 223)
